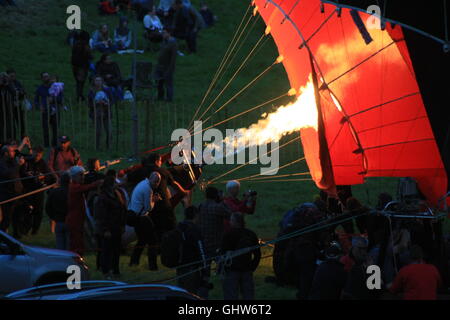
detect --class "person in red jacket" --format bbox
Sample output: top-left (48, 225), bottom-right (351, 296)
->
top-left (389, 245), bottom-right (441, 300)
top-left (99, 0), bottom-right (118, 15)
top-left (66, 166), bottom-right (103, 256)
top-left (223, 180), bottom-right (256, 232)
top-left (48, 136), bottom-right (82, 174)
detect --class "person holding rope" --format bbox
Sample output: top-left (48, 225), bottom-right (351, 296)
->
top-left (174, 205), bottom-right (208, 296)
top-left (220, 212), bottom-right (261, 300)
top-left (0, 143), bottom-right (24, 238)
top-left (19, 145), bottom-right (56, 236)
top-left (146, 153), bottom-right (188, 238)
top-left (46, 172), bottom-right (71, 250)
top-left (197, 186), bottom-right (232, 299)
top-left (66, 166), bottom-right (103, 257)
top-left (94, 175), bottom-right (128, 279)
top-left (128, 171), bottom-right (161, 270)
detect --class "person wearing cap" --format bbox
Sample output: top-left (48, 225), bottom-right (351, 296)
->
top-left (48, 135), bottom-right (82, 174)
top-left (309, 242), bottom-right (347, 300)
top-left (223, 180), bottom-right (256, 232)
top-left (66, 166), bottom-right (103, 256)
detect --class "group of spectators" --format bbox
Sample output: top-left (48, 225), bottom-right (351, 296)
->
top-left (1, 134), bottom-right (448, 300)
top-left (0, 137), bottom-right (261, 300)
top-left (271, 187), bottom-right (446, 300)
top-left (2, 1), bottom-right (218, 157)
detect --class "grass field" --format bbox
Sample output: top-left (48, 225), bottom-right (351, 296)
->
top-left (0, 0), bottom-right (401, 299)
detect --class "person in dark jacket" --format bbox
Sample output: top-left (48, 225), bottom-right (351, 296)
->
top-left (199, 2), bottom-right (215, 27)
top-left (88, 76), bottom-right (114, 150)
top-left (309, 242), bottom-right (347, 300)
top-left (34, 72), bottom-right (62, 147)
top-left (46, 172), bottom-right (71, 250)
top-left (0, 72), bottom-right (17, 142)
top-left (95, 54), bottom-right (122, 90)
top-left (176, 206), bottom-right (207, 295)
top-left (146, 153), bottom-right (188, 238)
top-left (221, 212), bottom-right (261, 300)
top-left (94, 175), bottom-right (127, 278)
top-left (6, 69), bottom-right (26, 138)
top-left (0, 144), bottom-right (24, 237)
top-left (171, 0), bottom-right (202, 53)
top-left (71, 32), bottom-right (93, 102)
top-left (154, 29), bottom-right (177, 102)
top-left (342, 237), bottom-right (379, 300)
top-left (114, 16), bottom-right (133, 50)
top-left (344, 197), bottom-right (370, 235)
top-left (20, 146), bottom-right (56, 235)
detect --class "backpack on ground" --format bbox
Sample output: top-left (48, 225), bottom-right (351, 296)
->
top-left (160, 227), bottom-right (185, 268)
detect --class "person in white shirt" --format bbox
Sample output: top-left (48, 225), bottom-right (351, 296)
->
top-left (129, 171), bottom-right (161, 214)
top-left (144, 6), bottom-right (164, 43)
top-left (128, 171), bottom-right (162, 269)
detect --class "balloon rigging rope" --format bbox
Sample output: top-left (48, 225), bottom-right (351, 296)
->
top-left (200, 62), bottom-right (277, 128)
top-left (207, 136), bottom-right (301, 184)
top-left (188, 5), bottom-right (253, 129)
top-left (237, 157), bottom-right (307, 181)
top-left (186, 92), bottom-right (289, 139)
top-left (190, 33), bottom-right (268, 133)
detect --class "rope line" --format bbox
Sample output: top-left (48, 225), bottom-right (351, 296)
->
top-left (208, 135), bottom-right (301, 184)
top-left (237, 157), bottom-right (306, 181)
top-left (188, 5), bottom-right (253, 129)
top-left (190, 33), bottom-right (268, 133)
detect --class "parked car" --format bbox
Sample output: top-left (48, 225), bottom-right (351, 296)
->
top-left (3, 281), bottom-right (126, 300)
top-left (4, 282), bottom-right (202, 300)
top-left (0, 230), bottom-right (89, 295)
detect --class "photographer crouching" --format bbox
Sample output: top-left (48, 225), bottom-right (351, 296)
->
top-left (223, 180), bottom-right (257, 232)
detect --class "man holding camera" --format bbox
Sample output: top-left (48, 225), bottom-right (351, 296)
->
top-left (223, 180), bottom-right (257, 232)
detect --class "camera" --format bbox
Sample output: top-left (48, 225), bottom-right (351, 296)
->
top-left (246, 190), bottom-right (257, 197)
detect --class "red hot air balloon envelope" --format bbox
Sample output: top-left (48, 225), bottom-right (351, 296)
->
top-left (253, 0), bottom-right (450, 208)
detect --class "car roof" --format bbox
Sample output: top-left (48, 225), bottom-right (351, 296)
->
top-left (4, 281), bottom-right (127, 300)
top-left (58, 284), bottom-right (200, 300)
top-left (5, 282), bottom-right (201, 301)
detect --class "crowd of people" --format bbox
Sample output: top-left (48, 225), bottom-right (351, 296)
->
top-left (1, 1), bottom-right (217, 153)
top-left (270, 186), bottom-right (447, 300)
top-left (0, 133), bottom-right (449, 300)
top-left (0, 135), bottom-right (262, 299)
top-left (2, 1), bottom-right (448, 301)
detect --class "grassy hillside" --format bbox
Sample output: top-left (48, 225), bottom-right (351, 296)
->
top-left (0, 0), bottom-right (400, 299)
